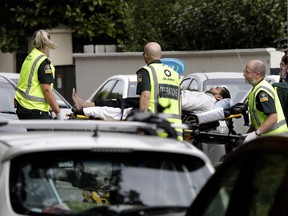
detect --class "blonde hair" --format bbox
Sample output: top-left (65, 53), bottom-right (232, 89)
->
top-left (33, 29), bottom-right (57, 50)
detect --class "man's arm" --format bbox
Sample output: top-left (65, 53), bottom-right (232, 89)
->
top-left (139, 90), bottom-right (150, 112)
top-left (257, 113), bottom-right (278, 134)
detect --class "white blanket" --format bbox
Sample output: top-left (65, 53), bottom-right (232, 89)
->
top-left (195, 108), bottom-right (225, 124)
top-left (83, 107), bottom-right (133, 120)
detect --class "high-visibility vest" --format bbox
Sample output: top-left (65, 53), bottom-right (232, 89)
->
top-left (15, 48), bottom-right (55, 112)
top-left (143, 63), bottom-right (183, 140)
top-left (248, 79), bottom-right (288, 135)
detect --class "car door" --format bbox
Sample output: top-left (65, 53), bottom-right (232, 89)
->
top-left (186, 135), bottom-right (288, 216)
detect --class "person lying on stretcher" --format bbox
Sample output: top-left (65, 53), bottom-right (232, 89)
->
top-left (70, 86), bottom-right (233, 121)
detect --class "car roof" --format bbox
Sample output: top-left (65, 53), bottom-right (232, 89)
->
top-left (0, 72), bottom-right (19, 83)
top-left (107, 74), bottom-right (137, 81)
top-left (0, 120), bottom-right (213, 169)
top-left (183, 72), bottom-right (244, 79)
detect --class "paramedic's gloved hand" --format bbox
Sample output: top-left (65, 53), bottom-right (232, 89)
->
top-left (56, 112), bottom-right (66, 120)
top-left (243, 132), bottom-right (258, 144)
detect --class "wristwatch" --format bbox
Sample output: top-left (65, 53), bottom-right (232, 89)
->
top-left (255, 130), bottom-right (261, 136)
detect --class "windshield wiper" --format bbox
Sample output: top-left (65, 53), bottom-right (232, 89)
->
top-left (0, 110), bottom-right (16, 114)
top-left (75, 205), bottom-right (187, 216)
top-left (120, 206), bottom-right (187, 216)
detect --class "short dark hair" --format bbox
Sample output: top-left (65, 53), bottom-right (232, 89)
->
top-left (220, 87), bottom-right (231, 99)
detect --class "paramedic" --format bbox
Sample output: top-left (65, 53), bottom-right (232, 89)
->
top-left (15, 29), bottom-right (65, 120)
top-left (243, 60), bottom-right (287, 143)
top-left (136, 42), bottom-right (182, 140)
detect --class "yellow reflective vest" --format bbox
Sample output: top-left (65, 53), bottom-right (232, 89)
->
top-left (143, 63), bottom-right (183, 140)
top-left (15, 48), bottom-right (55, 112)
top-left (248, 79), bottom-right (288, 135)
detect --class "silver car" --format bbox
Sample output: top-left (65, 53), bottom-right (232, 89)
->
top-left (0, 72), bottom-right (72, 120)
top-left (0, 119), bottom-right (214, 216)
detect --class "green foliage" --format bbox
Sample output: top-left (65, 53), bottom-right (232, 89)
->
top-left (0, 0), bottom-right (287, 52)
top-left (122, 0), bottom-right (287, 51)
top-left (0, 0), bottom-right (128, 53)
top-left (120, 0), bottom-right (178, 51)
top-left (168, 0), bottom-right (287, 50)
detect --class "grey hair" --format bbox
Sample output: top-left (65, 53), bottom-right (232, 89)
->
top-left (33, 29), bottom-right (57, 50)
top-left (252, 60), bottom-right (266, 77)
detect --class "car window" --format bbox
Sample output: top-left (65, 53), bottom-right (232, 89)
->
top-left (190, 152), bottom-right (288, 216)
top-left (128, 81), bottom-right (138, 97)
top-left (9, 151), bottom-right (211, 215)
top-left (53, 89), bottom-right (72, 108)
top-left (108, 80), bottom-right (124, 99)
top-left (0, 81), bottom-right (16, 113)
top-left (181, 78), bottom-right (199, 91)
top-left (92, 80), bottom-right (117, 100)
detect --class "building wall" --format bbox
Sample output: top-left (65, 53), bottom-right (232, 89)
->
top-left (0, 52), bottom-right (16, 72)
top-left (73, 48), bottom-right (283, 99)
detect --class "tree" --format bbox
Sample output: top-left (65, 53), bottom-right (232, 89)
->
top-left (168, 0), bottom-right (287, 50)
top-left (0, 0), bottom-right (128, 53)
top-left (120, 0), bottom-right (178, 51)
top-left (122, 0), bottom-right (287, 51)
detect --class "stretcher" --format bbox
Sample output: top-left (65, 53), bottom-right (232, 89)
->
top-left (182, 103), bottom-right (249, 164)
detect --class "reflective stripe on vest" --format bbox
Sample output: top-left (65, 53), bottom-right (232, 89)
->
top-left (16, 54), bottom-right (46, 103)
top-left (248, 80), bottom-right (287, 135)
top-left (145, 64), bottom-right (183, 140)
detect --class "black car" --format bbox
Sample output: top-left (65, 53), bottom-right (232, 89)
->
top-left (186, 134), bottom-right (288, 216)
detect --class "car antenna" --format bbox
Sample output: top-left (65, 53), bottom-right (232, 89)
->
top-left (236, 48), bottom-right (244, 71)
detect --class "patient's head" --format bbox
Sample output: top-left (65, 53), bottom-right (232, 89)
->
top-left (206, 86), bottom-right (231, 101)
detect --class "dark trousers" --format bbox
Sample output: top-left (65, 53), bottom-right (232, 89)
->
top-left (94, 97), bottom-right (140, 109)
top-left (16, 102), bottom-right (52, 120)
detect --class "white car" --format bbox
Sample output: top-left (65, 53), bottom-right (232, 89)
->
top-left (0, 118), bottom-right (214, 216)
top-left (181, 72), bottom-right (252, 104)
top-left (0, 72), bottom-right (72, 119)
top-left (180, 72), bottom-right (252, 165)
top-left (86, 74), bottom-right (138, 102)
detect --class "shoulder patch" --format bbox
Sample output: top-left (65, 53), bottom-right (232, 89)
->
top-left (44, 64), bottom-right (52, 74)
top-left (137, 74), bottom-right (142, 83)
top-left (259, 92), bottom-right (269, 102)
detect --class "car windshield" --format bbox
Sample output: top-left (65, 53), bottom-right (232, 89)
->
top-left (10, 150), bottom-right (211, 215)
top-left (203, 79), bottom-right (251, 103)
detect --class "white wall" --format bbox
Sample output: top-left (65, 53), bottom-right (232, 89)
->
top-left (73, 48), bottom-right (283, 99)
top-left (27, 27), bottom-right (74, 66)
top-left (49, 28), bottom-right (73, 65)
top-left (0, 52), bottom-right (16, 72)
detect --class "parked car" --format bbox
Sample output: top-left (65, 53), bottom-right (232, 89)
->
top-left (0, 75), bottom-right (18, 121)
top-left (186, 134), bottom-right (288, 216)
top-left (181, 72), bottom-right (252, 104)
top-left (86, 74), bottom-right (138, 102)
top-left (0, 72), bottom-right (72, 119)
top-left (0, 118), bottom-right (214, 216)
top-left (86, 58), bottom-right (186, 102)
top-left (180, 72), bottom-right (251, 165)
top-left (181, 73), bottom-right (282, 166)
